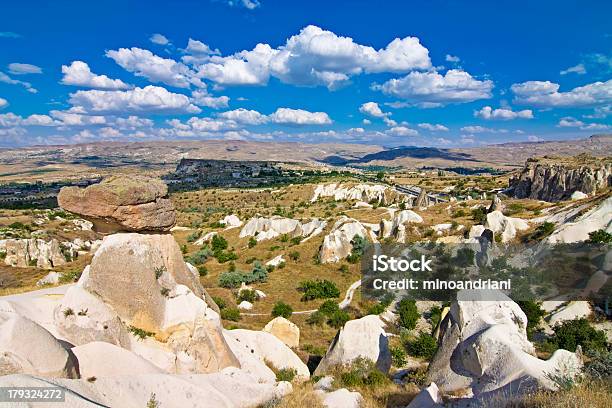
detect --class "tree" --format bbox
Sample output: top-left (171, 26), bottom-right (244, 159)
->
top-left (588, 229), bottom-right (612, 244)
top-left (396, 298), bottom-right (419, 330)
top-left (404, 332), bottom-right (438, 359)
top-left (375, 171), bottom-right (385, 180)
top-left (517, 300), bottom-right (545, 339)
top-left (298, 279), bottom-right (340, 301)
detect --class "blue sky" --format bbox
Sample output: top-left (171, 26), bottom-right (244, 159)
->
top-left (0, 0), bottom-right (611, 148)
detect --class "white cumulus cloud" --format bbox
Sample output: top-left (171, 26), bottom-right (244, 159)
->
top-left (359, 102), bottom-right (386, 118)
top-left (218, 108), bottom-right (267, 125)
top-left (418, 123), bottom-right (449, 131)
top-left (191, 89), bottom-right (229, 109)
top-left (268, 108), bottom-right (332, 125)
top-left (474, 106), bottom-right (533, 120)
top-left (0, 98), bottom-right (7, 109)
top-left (106, 47), bottom-right (201, 88)
top-left (386, 126), bottom-right (418, 136)
top-left (377, 69), bottom-right (493, 104)
top-left (68, 85), bottom-right (201, 114)
top-left (560, 63), bottom-right (586, 75)
top-left (149, 33), bottom-right (170, 45)
top-left (61, 61), bottom-right (130, 90)
top-left (511, 79), bottom-right (612, 107)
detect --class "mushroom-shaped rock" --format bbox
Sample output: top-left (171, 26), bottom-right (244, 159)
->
top-left (314, 315), bottom-right (391, 375)
top-left (0, 311), bottom-right (78, 378)
top-left (263, 316), bottom-right (300, 348)
top-left (57, 175), bottom-right (175, 233)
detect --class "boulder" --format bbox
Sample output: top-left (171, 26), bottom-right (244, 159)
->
top-left (428, 290), bottom-right (582, 400)
top-left (548, 301), bottom-right (593, 327)
top-left (311, 183), bottom-right (394, 204)
top-left (313, 375), bottom-right (334, 391)
top-left (484, 211), bottom-right (529, 243)
top-left (72, 341), bottom-right (163, 378)
top-left (415, 189), bottom-right (429, 207)
top-left (223, 329), bottom-right (310, 381)
top-left (263, 316), bottom-right (300, 348)
top-left (37, 271), bottom-right (61, 286)
top-left (571, 191), bottom-right (588, 200)
top-left (315, 315), bottom-right (391, 375)
top-left (315, 388), bottom-right (363, 408)
top-left (220, 214), bottom-right (242, 229)
top-left (265, 254), bottom-right (285, 267)
top-left (2, 238), bottom-right (67, 269)
top-left (468, 225), bottom-right (485, 238)
top-left (406, 383), bottom-right (444, 408)
top-left (238, 301), bottom-right (253, 310)
top-left (57, 175), bottom-right (175, 233)
top-left (0, 311), bottom-right (78, 378)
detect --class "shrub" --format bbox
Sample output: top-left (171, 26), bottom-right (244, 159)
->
top-left (298, 279), bottom-right (340, 301)
top-left (272, 301), bottom-right (293, 318)
top-left (588, 229), bottom-right (612, 244)
top-left (429, 306), bottom-right (442, 329)
top-left (212, 296), bottom-right (227, 309)
top-left (549, 318), bottom-right (607, 353)
top-left (197, 265), bottom-right (207, 276)
top-left (396, 298), bottom-right (419, 330)
top-left (211, 235), bottom-right (228, 252)
top-left (238, 288), bottom-right (258, 303)
top-left (335, 357), bottom-right (388, 389)
top-left (221, 307), bottom-right (241, 321)
top-left (347, 235), bottom-right (367, 264)
top-left (154, 266), bottom-right (165, 279)
top-left (187, 247), bottom-right (212, 265)
top-left (63, 308), bottom-right (74, 317)
top-left (186, 231), bottom-right (201, 243)
top-left (129, 326), bottom-right (155, 340)
top-left (390, 345), bottom-right (407, 367)
top-left (290, 236), bottom-right (302, 246)
top-left (327, 310), bottom-right (350, 329)
top-left (404, 332), bottom-right (438, 359)
top-left (517, 300), bottom-right (546, 338)
top-left (339, 264), bottom-right (349, 273)
top-left (318, 300), bottom-right (340, 316)
top-left (471, 207), bottom-right (487, 224)
top-left (306, 311), bottom-right (326, 326)
top-left (215, 250), bottom-right (238, 263)
top-left (248, 237), bottom-right (257, 248)
top-left (218, 271), bottom-right (245, 288)
top-left (367, 302), bottom-right (386, 315)
top-left (288, 251), bottom-right (300, 261)
top-left (584, 349), bottom-right (612, 381)
top-left (275, 368), bottom-right (297, 382)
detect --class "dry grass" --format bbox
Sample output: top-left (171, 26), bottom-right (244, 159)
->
top-left (269, 382), bottom-right (325, 408)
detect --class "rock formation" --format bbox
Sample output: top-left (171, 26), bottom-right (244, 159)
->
top-left (487, 194), bottom-right (504, 213)
top-left (314, 315), bottom-right (391, 375)
top-left (57, 175), bottom-right (176, 233)
top-left (428, 290), bottom-right (581, 402)
top-left (483, 210), bottom-right (529, 243)
top-left (319, 216), bottom-right (369, 263)
top-left (220, 214), bottom-right (242, 229)
top-left (380, 209), bottom-right (423, 242)
top-left (240, 216), bottom-right (326, 242)
top-left (0, 238), bottom-right (66, 269)
top-left (545, 196), bottom-right (612, 243)
top-left (509, 158), bottom-right (611, 202)
top-left (263, 316), bottom-right (300, 348)
top-left (415, 188), bottom-right (429, 207)
top-left (311, 183), bottom-right (398, 204)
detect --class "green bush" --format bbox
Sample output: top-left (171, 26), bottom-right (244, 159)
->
top-left (396, 298), bottom-right (419, 330)
top-left (214, 250), bottom-right (238, 263)
top-left (238, 288), bottom-right (258, 303)
top-left (288, 251), bottom-right (300, 261)
top-left (584, 349), bottom-right (612, 381)
top-left (248, 237), bottom-right (257, 248)
top-left (588, 229), bottom-right (612, 244)
top-left (306, 311), bottom-right (326, 326)
top-left (327, 310), bottom-right (350, 329)
top-left (186, 231), bottom-right (201, 243)
top-left (549, 318), bottom-right (607, 353)
top-left (197, 265), bottom-right (207, 276)
top-left (187, 247), bottom-right (213, 265)
top-left (221, 307), bottom-right (241, 321)
top-left (318, 300), bottom-right (340, 316)
top-left (129, 325), bottom-right (155, 340)
top-left (429, 306), bottom-right (442, 329)
top-left (272, 301), bottom-right (293, 318)
top-left (347, 235), bottom-right (367, 264)
top-left (335, 357), bottom-right (388, 389)
top-left (290, 236), bottom-right (302, 246)
top-left (275, 367), bottom-right (297, 382)
top-left (390, 345), bottom-right (407, 367)
top-left (404, 332), bottom-right (438, 359)
top-left (218, 271), bottom-right (245, 288)
top-left (211, 235), bottom-right (228, 251)
top-left (471, 207), bottom-right (487, 224)
top-left (298, 279), bottom-right (340, 301)
top-left (212, 296), bottom-right (227, 309)
top-left (517, 300), bottom-right (546, 338)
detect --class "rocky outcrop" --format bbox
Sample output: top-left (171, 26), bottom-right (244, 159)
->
top-left (415, 189), bottom-right (429, 207)
top-left (407, 383), bottom-right (443, 408)
top-left (380, 209), bottom-right (423, 242)
top-left (57, 175), bottom-right (176, 232)
top-left (315, 388), bottom-right (363, 408)
top-left (487, 194), bottom-right (504, 213)
top-left (428, 290), bottom-right (582, 402)
top-left (483, 210), bottom-right (529, 243)
top-left (0, 238), bottom-right (67, 269)
top-left (0, 311), bottom-right (78, 378)
top-left (314, 315), bottom-right (391, 375)
top-left (240, 216), bottom-right (326, 242)
top-left (509, 159), bottom-right (611, 202)
top-left (220, 214), bottom-right (242, 229)
top-left (263, 317), bottom-right (300, 348)
top-left (54, 232), bottom-right (240, 374)
top-left (548, 301), bottom-right (593, 327)
top-left (546, 196), bottom-right (612, 243)
top-left (319, 217), bottom-right (369, 263)
top-left (72, 341), bottom-right (163, 378)
top-left (311, 183), bottom-right (399, 205)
